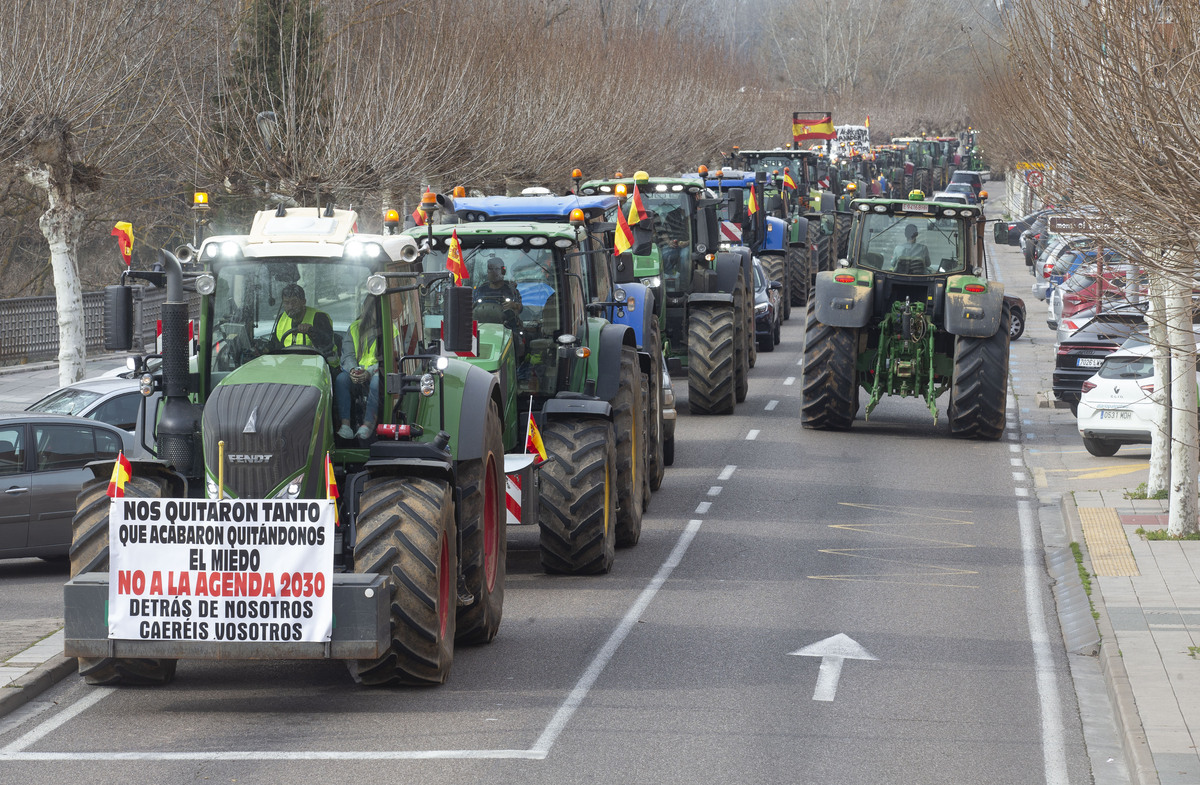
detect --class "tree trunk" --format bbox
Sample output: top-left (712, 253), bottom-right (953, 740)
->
top-left (39, 190), bottom-right (87, 387)
top-left (1146, 273), bottom-right (1170, 496)
top-left (1165, 273), bottom-right (1198, 536)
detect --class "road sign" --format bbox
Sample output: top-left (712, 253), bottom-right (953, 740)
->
top-left (1048, 216), bottom-right (1116, 234)
top-left (1025, 170), bottom-right (1044, 188)
top-left (788, 633), bottom-right (878, 701)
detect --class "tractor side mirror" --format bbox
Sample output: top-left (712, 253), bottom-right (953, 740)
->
top-left (104, 285), bottom-right (135, 351)
top-left (631, 223), bottom-right (654, 259)
top-left (614, 252), bottom-right (637, 283)
top-left (727, 188), bottom-right (745, 223)
top-left (442, 286), bottom-right (474, 353)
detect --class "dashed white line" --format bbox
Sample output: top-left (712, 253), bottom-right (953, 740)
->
top-left (746, 430), bottom-right (760, 441)
top-left (783, 377), bottom-right (796, 386)
top-left (707, 486), bottom-right (722, 497)
top-left (1009, 444), bottom-right (1021, 453)
top-left (1012, 472), bottom-right (1027, 483)
top-left (718, 465), bottom-right (737, 481)
top-left (695, 501), bottom-right (712, 514)
top-left (1015, 487), bottom-right (1031, 497)
top-left (765, 400), bottom-right (779, 411)
top-left (1010, 458), bottom-right (1023, 467)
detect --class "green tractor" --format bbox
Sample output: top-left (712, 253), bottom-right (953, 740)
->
top-left (65, 206), bottom-right (506, 687)
top-left (579, 172), bottom-right (755, 415)
top-left (406, 213), bottom-right (648, 572)
top-left (801, 194), bottom-right (1009, 439)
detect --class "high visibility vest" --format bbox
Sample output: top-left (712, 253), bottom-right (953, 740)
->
top-left (277, 307), bottom-right (337, 366)
top-left (348, 320), bottom-right (378, 369)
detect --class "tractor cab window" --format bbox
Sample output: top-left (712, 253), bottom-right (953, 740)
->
top-left (641, 191), bottom-right (691, 292)
top-left (209, 258), bottom-right (375, 373)
top-left (857, 214), bottom-right (965, 276)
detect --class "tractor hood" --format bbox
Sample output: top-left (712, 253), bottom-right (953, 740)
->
top-left (202, 355), bottom-right (331, 499)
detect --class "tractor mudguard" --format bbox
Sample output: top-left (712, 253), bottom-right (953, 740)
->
top-left (944, 277), bottom-right (1005, 338)
top-left (790, 215), bottom-right (809, 245)
top-left (688, 292), bottom-right (735, 306)
top-left (84, 457), bottom-right (188, 496)
top-left (762, 217), bottom-right (788, 253)
top-left (607, 281), bottom-right (651, 348)
top-left (542, 395), bottom-right (612, 421)
top-left (813, 269), bottom-right (874, 329)
top-left (446, 363), bottom-right (503, 462)
top-left (714, 249), bottom-right (750, 294)
top-left (594, 323), bottom-right (637, 402)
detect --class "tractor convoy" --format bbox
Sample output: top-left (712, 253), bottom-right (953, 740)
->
top-left (63, 123), bottom-right (1002, 689)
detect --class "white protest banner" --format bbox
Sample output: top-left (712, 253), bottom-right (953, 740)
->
top-left (107, 498), bottom-right (335, 644)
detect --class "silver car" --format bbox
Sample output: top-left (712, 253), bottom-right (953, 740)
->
top-left (26, 375), bottom-right (157, 437)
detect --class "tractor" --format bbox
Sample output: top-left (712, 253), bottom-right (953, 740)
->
top-left (65, 205), bottom-right (505, 687)
top-left (801, 193), bottom-right (1010, 439)
top-left (578, 172), bottom-right (754, 416)
top-left (406, 208), bottom-right (649, 572)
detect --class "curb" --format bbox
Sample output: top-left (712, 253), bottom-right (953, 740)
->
top-left (1058, 495), bottom-right (1160, 785)
top-left (0, 655), bottom-right (78, 718)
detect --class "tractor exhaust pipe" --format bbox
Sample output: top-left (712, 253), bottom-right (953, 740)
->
top-left (156, 248), bottom-right (202, 478)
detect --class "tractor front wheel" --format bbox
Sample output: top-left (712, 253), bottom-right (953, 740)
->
top-left (688, 305), bottom-right (736, 415)
top-left (71, 473), bottom-right (178, 686)
top-left (787, 244), bottom-right (810, 308)
top-left (537, 418), bottom-right (617, 574)
top-left (350, 476), bottom-right (457, 685)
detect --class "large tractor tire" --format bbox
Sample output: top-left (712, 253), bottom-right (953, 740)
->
top-left (351, 476), bottom-right (457, 685)
top-left (537, 417), bottom-right (617, 574)
top-left (454, 400), bottom-right (506, 646)
top-left (612, 346), bottom-right (645, 548)
top-left (646, 322), bottom-right (666, 493)
top-left (733, 280), bottom-right (750, 403)
top-left (948, 303), bottom-right (1010, 441)
top-left (787, 243), bottom-right (811, 308)
top-left (800, 301), bottom-right (859, 431)
top-left (915, 170), bottom-right (930, 195)
top-left (760, 254), bottom-right (789, 322)
top-left (70, 473), bottom-right (178, 686)
top-left (835, 213), bottom-right (852, 260)
top-left (744, 276), bottom-right (757, 371)
top-left (688, 305), bottom-right (736, 415)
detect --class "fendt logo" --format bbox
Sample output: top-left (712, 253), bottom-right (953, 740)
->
top-left (227, 454), bottom-right (272, 464)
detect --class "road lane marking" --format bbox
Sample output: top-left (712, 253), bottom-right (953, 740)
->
top-left (783, 377), bottom-right (796, 385)
top-left (765, 400), bottom-right (779, 411)
top-left (746, 430), bottom-right (759, 440)
top-left (707, 486), bottom-right (722, 497)
top-left (695, 501), bottom-right (712, 514)
top-left (718, 465), bottom-right (737, 481)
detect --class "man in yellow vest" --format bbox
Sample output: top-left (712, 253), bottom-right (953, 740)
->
top-left (273, 284), bottom-right (336, 365)
top-left (335, 295), bottom-right (381, 440)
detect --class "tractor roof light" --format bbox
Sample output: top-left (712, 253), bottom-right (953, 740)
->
top-left (452, 185), bottom-right (466, 198)
top-left (614, 171), bottom-right (624, 179)
top-left (220, 241), bottom-right (240, 258)
top-left (571, 168), bottom-right (583, 179)
top-left (384, 209), bottom-right (400, 226)
top-left (569, 208), bottom-right (586, 226)
top-left (420, 190), bottom-right (438, 217)
top-left (908, 189), bottom-right (926, 201)
top-left (655, 184), bottom-right (668, 192)
top-left (193, 192), bottom-right (210, 211)
top-left (698, 165), bottom-right (709, 176)
top-left (504, 236), bottom-right (524, 247)
top-left (528, 236), bottom-right (548, 247)
top-left (634, 171), bottom-right (649, 182)
top-left (615, 183), bottom-right (628, 197)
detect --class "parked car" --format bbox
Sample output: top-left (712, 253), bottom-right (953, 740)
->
top-left (942, 182), bottom-right (979, 204)
top-left (0, 413), bottom-right (133, 561)
top-left (949, 170), bottom-right (984, 198)
top-left (932, 190), bottom-right (970, 205)
top-left (1052, 308), bottom-right (1148, 413)
top-left (752, 258), bottom-right (782, 352)
top-left (999, 208), bottom-right (1055, 245)
top-left (26, 376), bottom-right (157, 438)
top-left (1052, 266), bottom-right (1146, 341)
top-left (1076, 344), bottom-right (1161, 456)
top-left (1005, 295), bottom-right (1027, 340)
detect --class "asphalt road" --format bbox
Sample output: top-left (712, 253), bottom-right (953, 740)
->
top-left (0, 304), bottom-right (1099, 784)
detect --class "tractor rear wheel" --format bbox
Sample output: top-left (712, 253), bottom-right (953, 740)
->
top-left (949, 303), bottom-right (1011, 441)
top-left (612, 345), bottom-right (645, 548)
top-left (800, 301), bottom-right (858, 430)
top-left (351, 476), bottom-right (457, 685)
top-left (537, 418), bottom-right (617, 574)
top-left (915, 170), bottom-right (930, 194)
top-left (71, 473), bottom-right (178, 686)
top-left (761, 254), bottom-right (788, 322)
top-left (787, 244), bottom-right (810, 307)
top-left (688, 305), bottom-right (736, 415)
top-left (835, 213), bottom-right (852, 260)
top-left (454, 400), bottom-right (506, 646)
top-left (646, 322), bottom-right (666, 492)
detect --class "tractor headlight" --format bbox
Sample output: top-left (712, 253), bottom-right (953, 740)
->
top-left (420, 373), bottom-right (436, 396)
top-left (272, 476), bottom-right (304, 499)
top-left (195, 273), bottom-right (216, 296)
top-left (139, 373), bottom-right (154, 396)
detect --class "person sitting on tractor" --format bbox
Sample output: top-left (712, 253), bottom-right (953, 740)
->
top-left (656, 207), bottom-right (689, 276)
top-left (889, 224), bottom-right (931, 274)
top-left (474, 255), bottom-right (522, 328)
top-left (273, 283), bottom-right (337, 367)
top-left (335, 294), bottom-right (381, 441)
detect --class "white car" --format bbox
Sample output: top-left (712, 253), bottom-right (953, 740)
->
top-left (931, 191), bottom-right (969, 205)
top-left (1076, 344), bottom-right (1160, 456)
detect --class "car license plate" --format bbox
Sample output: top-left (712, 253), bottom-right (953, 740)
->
top-left (1076, 357), bottom-right (1103, 368)
top-left (1099, 410), bottom-right (1131, 420)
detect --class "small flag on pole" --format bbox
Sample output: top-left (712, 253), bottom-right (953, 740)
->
top-left (793, 112), bottom-right (836, 142)
top-left (748, 185), bottom-right (759, 215)
top-left (627, 184), bottom-right (649, 227)
top-left (446, 229), bottom-right (468, 285)
top-left (782, 169), bottom-right (797, 190)
top-left (111, 222), bottom-right (133, 266)
top-left (614, 199), bottom-right (635, 256)
top-left (526, 414), bottom-right (547, 464)
top-left (325, 452), bottom-right (340, 526)
top-left (107, 451), bottom-right (132, 498)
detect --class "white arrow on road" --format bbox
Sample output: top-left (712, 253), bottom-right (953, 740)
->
top-left (788, 634), bottom-right (878, 702)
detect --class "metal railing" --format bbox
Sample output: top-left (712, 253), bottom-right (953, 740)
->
top-left (0, 287), bottom-right (200, 365)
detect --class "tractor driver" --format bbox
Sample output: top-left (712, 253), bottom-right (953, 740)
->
top-left (474, 255), bottom-right (522, 327)
top-left (273, 283), bottom-right (337, 367)
top-left (656, 207), bottom-right (689, 276)
top-left (889, 224), bottom-right (931, 274)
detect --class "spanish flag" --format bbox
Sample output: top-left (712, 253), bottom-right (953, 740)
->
top-left (748, 185), bottom-right (759, 215)
top-left (614, 199), bottom-right (635, 255)
top-left (782, 169), bottom-right (798, 190)
top-left (526, 414), bottom-right (547, 464)
top-left (410, 205), bottom-right (426, 226)
top-left (111, 222), bottom-right (133, 266)
top-left (446, 229), bottom-right (468, 285)
top-left (793, 112), bottom-right (836, 142)
top-left (627, 184), bottom-right (649, 227)
top-left (107, 451), bottom-right (132, 498)
top-left (325, 452), bottom-right (340, 526)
